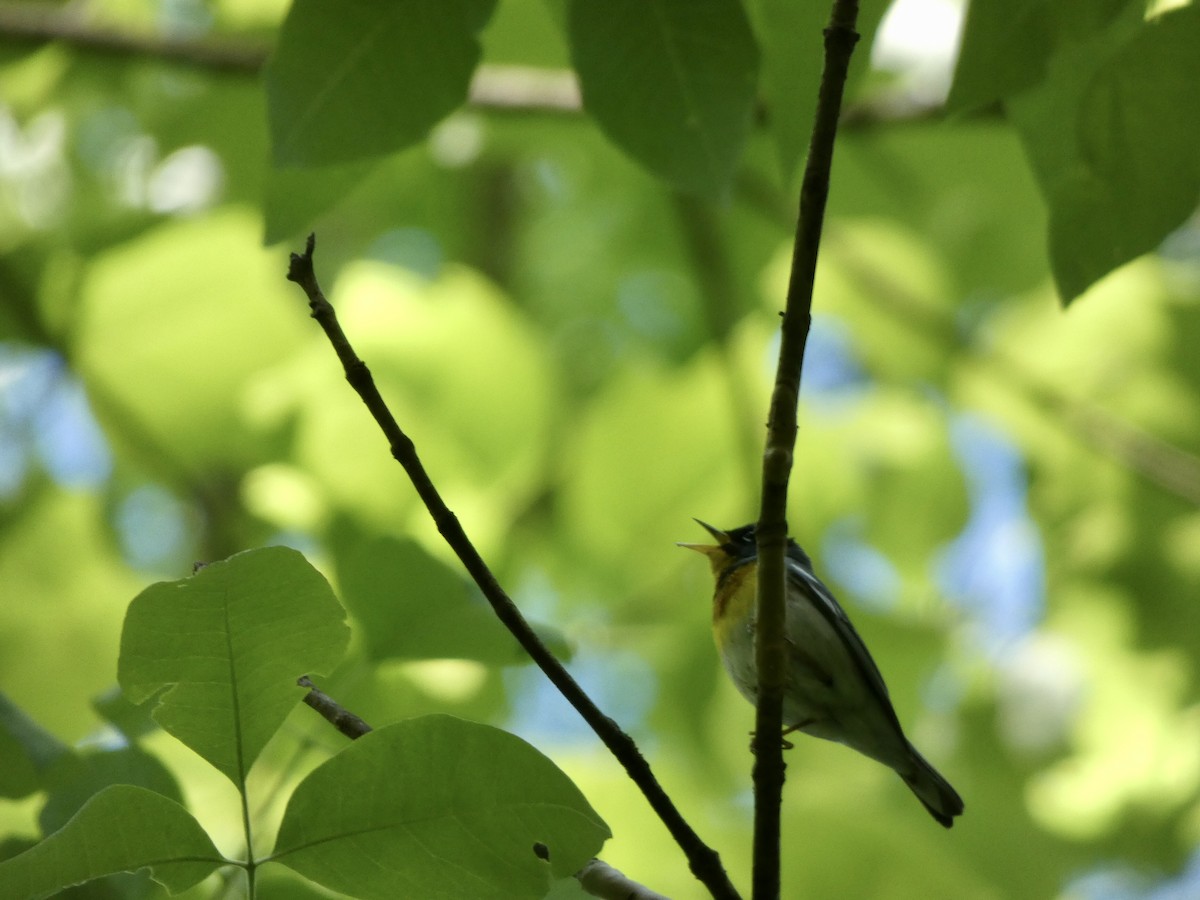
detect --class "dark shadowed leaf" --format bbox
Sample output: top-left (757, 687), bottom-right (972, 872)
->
top-left (1008, 4), bottom-right (1200, 300)
top-left (39, 745), bottom-right (183, 836)
top-left (567, 0), bottom-right (759, 197)
top-left (0, 694), bottom-right (70, 800)
top-left (267, 0), bottom-right (499, 167)
top-left (946, 0), bottom-right (1136, 114)
top-left (332, 523), bottom-right (567, 665)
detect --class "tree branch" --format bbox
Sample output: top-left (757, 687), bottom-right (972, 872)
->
top-left (286, 235), bottom-right (739, 900)
top-left (0, 3), bottom-right (945, 128)
top-left (576, 858), bottom-right (673, 900)
top-left (754, 3), bottom-right (861, 898)
top-left (297, 676), bottom-right (371, 740)
top-left (0, 3), bottom-right (264, 73)
top-left (0, 4), bottom-right (580, 112)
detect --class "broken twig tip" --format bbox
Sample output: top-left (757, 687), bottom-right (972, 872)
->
top-left (286, 233), bottom-right (318, 287)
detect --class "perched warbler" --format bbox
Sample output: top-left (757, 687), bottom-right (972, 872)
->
top-left (681, 520), bottom-right (964, 828)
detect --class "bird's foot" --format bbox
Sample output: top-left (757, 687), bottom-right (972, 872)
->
top-left (748, 726), bottom-right (808, 753)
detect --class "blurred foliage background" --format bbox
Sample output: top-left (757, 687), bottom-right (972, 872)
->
top-left (1, 0), bottom-right (1199, 897)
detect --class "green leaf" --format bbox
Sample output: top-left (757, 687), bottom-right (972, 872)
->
top-left (1008, 5), bottom-right (1200, 301)
top-left (117, 547), bottom-right (350, 786)
top-left (262, 159), bottom-right (379, 244)
top-left (266, 0), bottom-right (499, 167)
top-left (748, 0), bottom-right (889, 181)
top-left (945, 0), bottom-right (1135, 114)
top-left (271, 716), bottom-right (610, 900)
top-left (91, 685), bottom-right (158, 742)
top-left (0, 693), bottom-right (70, 800)
top-left (567, 0), bottom-right (759, 197)
top-left (76, 210), bottom-right (310, 474)
top-left (0, 785), bottom-right (225, 898)
top-left (40, 746), bottom-right (183, 836)
top-left (331, 522), bottom-right (567, 665)
top-left (745, 0), bottom-right (824, 181)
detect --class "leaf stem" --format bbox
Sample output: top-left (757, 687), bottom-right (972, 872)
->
top-left (239, 787), bottom-right (256, 899)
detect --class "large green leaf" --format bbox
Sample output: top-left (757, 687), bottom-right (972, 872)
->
top-left (270, 716), bottom-right (610, 900)
top-left (0, 785), bottom-right (225, 898)
top-left (266, 0), bottom-right (499, 167)
top-left (945, 0), bottom-right (1135, 114)
top-left (0, 694), bottom-right (69, 800)
top-left (75, 210), bottom-right (309, 474)
top-left (1008, 4), bottom-right (1200, 301)
top-left (567, 0), bottom-right (759, 197)
top-left (117, 547), bottom-right (350, 786)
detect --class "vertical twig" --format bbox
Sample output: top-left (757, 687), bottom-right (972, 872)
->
top-left (753, 3), bottom-right (862, 898)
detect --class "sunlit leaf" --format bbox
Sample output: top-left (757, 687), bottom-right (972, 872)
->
top-left (288, 262), bottom-right (555, 531)
top-left (0, 785), bottom-right (225, 898)
top-left (75, 210), bottom-right (309, 473)
top-left (117, 547), bottom-right (350, 786)
top-left (271, 716), bottom-right (609, 900)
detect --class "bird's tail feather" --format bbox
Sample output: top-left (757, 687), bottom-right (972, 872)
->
top-left (900, 744), bottom-right (964, 828)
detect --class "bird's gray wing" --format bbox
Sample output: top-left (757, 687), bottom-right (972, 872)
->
top-left (786, 557), bottom-right (904, 732)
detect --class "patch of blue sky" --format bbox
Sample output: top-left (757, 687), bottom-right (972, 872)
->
top-left (821, 519), bottom-right (902, 612)
top-left (503, 642), bottom-right (657, 748)
top-left (0, 344), bottom-right (111, 494)
top-left (1066, 846), bottom-right (1200, 900)
top-left (266, 529), bottom-right (323, 561)
top-left (798, 314), bottom-right (871, 407)
top-left (937, 414), bottom-right (1045, 654)
top-left (115, 484), bottom-right (192, 573)
top-left (34, 376), bottom-right (112, 487)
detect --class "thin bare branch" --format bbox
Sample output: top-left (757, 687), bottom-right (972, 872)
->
top-left (286, 234), bottom-right (739, 900)
top-left (577, 858), bottom-right (673, 900)
top-left (0, 3), bottom-right (945, 127)
top-left (297, 676), bottom-right (372, 741)
top-left (754, 2), bottom-right (861, 897)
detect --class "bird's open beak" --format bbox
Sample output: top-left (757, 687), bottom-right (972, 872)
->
top-left (676, 519), bottom-right (729, 555)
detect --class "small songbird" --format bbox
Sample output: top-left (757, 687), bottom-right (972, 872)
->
top-left (680, 520), bottom-right (964, 827)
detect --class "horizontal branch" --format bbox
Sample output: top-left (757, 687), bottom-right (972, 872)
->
top-left (0, 2), bottom-right (945, 127)
top-left (297, 676), bottom-right (372, 740)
